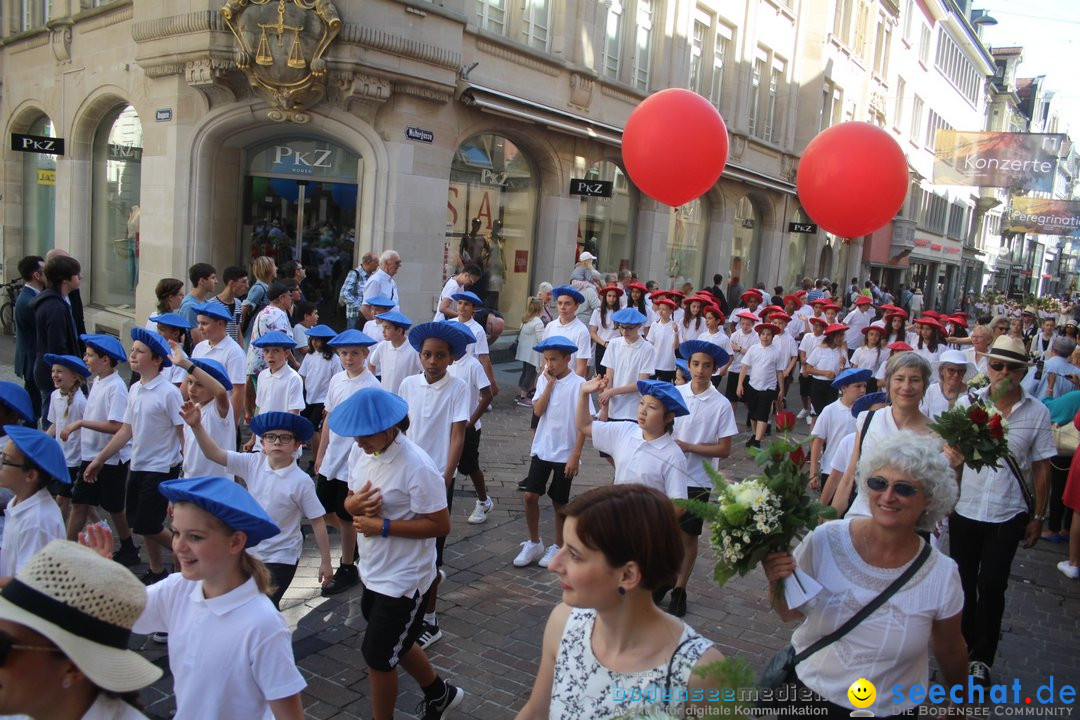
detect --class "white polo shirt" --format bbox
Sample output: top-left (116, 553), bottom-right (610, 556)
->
top-left (589, 308), bottom-right (620, 344)
top-left (728, 328), bottom-right (759, 373)
top-left (455, 316), bottom-right (490, 360)
top-left (182, 402), bottom-right (235, 478)
top-left (602, 336), bottom-right (657, 420)
top-left (532, 371), bottom-right (587, 463)
top-left (123, 373), bottom-right (183, 472)
top-left (447, 354), bottom-right (490, 428)
top-left (648, 318), bottom-right (678, 371)
top-left (774, 332), bottom-right (799, 372)
top-left (369, 340), bottom-right (422, 395)
top-left (398, 372), bottom-right (470, 473)
top-left (1, 488), bottom-right (66, 577)
top-left (699, 330), bottom-right (733, 376)
top-left (361, 317), bottom-right (384, 343)
top-left (192, 335), bottom-right (247, 386)
top-left (227, 452), bottom-right (324, 565)
top-left (674, 383), bottom-right (738, 488)
top-left (843, 308), bottom-right (872, 347)
top-left (133, 574), bottom-right (306, 720)
top-left (81, 372), bottom-right (131, 465)
top-left (48, 388), bottom-right (86, 468)
top-left (591, 422), bottom-right (688, 499)
top-left (680, 317), bottom-right (706, 342)
top-left (433, 277), bottom-right (463, 321)
top-left (255, 365), bottom-right (305, 414)
top-left (807, 346), bottom-right (844, 380)
top-left (823, 431), bottom-right (856, 475)
top-left (919, 383), bottom-right (958, 421)
top-left (810, 398), bottom-right (857, 474)
top-left (347, 435), bottom-right (446, 598)
top-left (298, 352), bottom-right (342, 405)
top-left (745, 343), bottom-right (783, 390)
top-left (321, 369), bottom-right (380, 481)
top-left (799, 332), bottom-right (825, 360)
top-left (851, 345), bottom-right (886, 374)
top-left (542, 317), bottom-right (592, 365)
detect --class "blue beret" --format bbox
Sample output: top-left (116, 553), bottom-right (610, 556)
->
top-left (635, 380), bottom-right (690, 417)
top-left (533, 336), bottom-right (578, 354)
top-left (248, 411), bottom-right (314, 443)
top-left (328, 387), bottom-right (409, 437)
top-left (679, 340), bottom-right (730, 369)
top-left (194, 302), bottom-right (232, 323)
top-left (0, 382), bottom-right (34, 423)
top-left (251, 330), bottom-right (298, 349)
top-left (851, 391), bottom-right (888, 418)
top-left (328, 329), bottom-right (378, 348)
top-left (43, 354), bottom-right (91, 378)
top-left (159, 476), bottom-right (280, 548)
top-left (831, 367), bottom-right (874, 390)
top-left (450, 291), bottom-right (484, 308)
top-left (376, 311), bottom-right (412, 329)
top-left (130, 327), bottom-right (173, 367)
top-left (408, 321), bottom-right (473, 359)
top-left (189, 358), bottom-right (230, 392)
top-left (553, 286), bottom-right (584, 305)
top-left (3, 425), bottom-right (69, 485)
top-left (364, 295), bottom-right (395, 308)
top-left (612, 307), bottom-right (648, 325)
top-left (80, 333), bottom-right (127, 363)
top-left (149, 312), bottom-right (193, 330)
top-left (675, 358), bottom-right (690, 377)
top-left (304, 324), bottom-right (338, 338)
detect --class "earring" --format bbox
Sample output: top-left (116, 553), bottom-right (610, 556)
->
top-left (617, 586), bottom-right (626, 596)
top-left (62, 677), bottom-right (72, 690)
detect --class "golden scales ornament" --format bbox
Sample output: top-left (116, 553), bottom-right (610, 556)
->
top-left (255, 0), bottom-right (306, 69)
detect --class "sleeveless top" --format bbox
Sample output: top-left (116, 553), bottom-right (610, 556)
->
top-left (549, 608), bottom-right (713, 719)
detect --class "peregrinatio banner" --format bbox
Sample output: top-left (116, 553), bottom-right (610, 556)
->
top-left (1006, 197), bottom-right (1080, 236)
top-left (933, 131), bottom-right (1067, 192)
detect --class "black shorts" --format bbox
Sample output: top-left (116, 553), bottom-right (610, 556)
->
top-left (126, 465), bottom-right (181, 535)
top-left (746, 385), bottom-right (778, 422)
top-left (303, 403), bottom-right (325, 432)
top-left (360, 581), bottom-right (436, 671)
top-left (594, 344), bottom-right (608, 376)
top-left (798, 373), bottom-right (813, 398)
top-left (315, 474), bottom-right (352, 522)
top-left (679, 486), bottom-right (711, 536)
top-left (522, 456), bottom-right (573, 505)
top-left (266, 562), bottom-right (299, 610)
top-left (725, 372), bottom-right (741, 404)
top-left (456, 426), bottom-right (481, 476)
top-left (654, 369), bottom-right (676, 383)
top-left (435, 478), bottom-right (454, 568)
top-left (73, 460), bottom-right (128, 513)
top-left (809, 378), bottom-right (838, 415)
top-left (48, 467), bottom-right (77, 498)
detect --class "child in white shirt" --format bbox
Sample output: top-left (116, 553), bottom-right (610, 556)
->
top-left (368, 311), bottom-right (422, 394)
top-left (169, 347), bottom-right (235, 478)
top-left (599, 307), bottom-right (656, 421)
top-left (809, 368), bottom-right (870, 488)
top-left (447, 345), bottom-right (494, 525)
top-left (298, 325), bottom-right (342, 462)
top-left (805, 325), bottom-right (849, 422)
top-left (699, 306), bottom-right (733, 388)
top-left (727, 311), bottom-right (759, 409)
top-left (0, 425), bottom-right (68, 577)
top-left (738, 323), bottom-right (785, 448)
top-left (648, 298), bottom-right (679, 382)
top-left (851, 322), bottom-right (887, 393)
top-left (43, 353), bottom-right (88, 520)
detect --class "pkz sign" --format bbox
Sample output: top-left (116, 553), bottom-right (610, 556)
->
top-left (569, 178), bottom-right (613, 198)
top-left (787, 222), bottom-right (818, 234)
top-left (11, 133), bottom-right (64, 156)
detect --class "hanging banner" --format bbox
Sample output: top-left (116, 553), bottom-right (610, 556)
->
top-left (1006, 197), bottom-right (1080, 236)
top-left (933, 131), bottom-right (1067, 192)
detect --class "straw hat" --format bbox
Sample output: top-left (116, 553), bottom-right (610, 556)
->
top-left (0, 541), bottom-right (162, 692)
top-left (985, 335), bottom-right (1033, 367)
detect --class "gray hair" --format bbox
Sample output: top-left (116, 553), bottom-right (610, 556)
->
top-left (537, 281), bottom-right (553, 295)
top-left (883, 351), bottom-right (931, 399)
top-left (1054, 336), bottom-right (1077, 357)
top-left (379, 249), bottom-right (400, 264)
top-left (856, 430), bottom-right (958, 531)
top-left (361, 251), bottom-right (377, 264)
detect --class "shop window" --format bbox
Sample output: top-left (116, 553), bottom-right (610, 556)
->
top-left (90, 104), bottom-right (142, 310)
top-left (578, 161), bottom-right (635, 278)
top-left (21, 115), bottom-right (56, 258)
top-left (731, 196), bottom-right (761, 286)
top-left (786, 211), bottom-right (809, 291)
top-left (666, 198), bottom-right (707, 290)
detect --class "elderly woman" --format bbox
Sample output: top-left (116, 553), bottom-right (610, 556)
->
top-left (516, 485), bottom-right (724, 720)
top-left (537, 282), bottom-right (556, 326)
top-left (921, 349), bottom-right (972, 420)
top-left (763, 431), bottom-right (967, 718)
top-left (963, 324), bottom-right (993, 374)
top-left (1037, 336), bottom-right (1080, 399)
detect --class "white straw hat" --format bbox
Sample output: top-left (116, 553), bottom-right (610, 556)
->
top-left (0, 540), bottom-right (162, 692)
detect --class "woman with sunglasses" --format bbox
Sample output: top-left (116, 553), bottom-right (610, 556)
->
top-left (920, 350), bottom-right (972, 421)
top-left (763, 431), bottom-right (967, 719)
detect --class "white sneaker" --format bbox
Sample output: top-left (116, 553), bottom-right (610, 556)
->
top-left (1058, 560), bottom-right (1079, 579)
top-left (513, 540), bottom-right (546, 567)
top-left (796, 408), bottom-right (808, 419)
top-left (538, 544), bottom-right (560, 568)
top-left (467, 497), bottom-right (494, 524)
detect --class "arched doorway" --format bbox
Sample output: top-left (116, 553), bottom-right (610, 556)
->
top-left (818, 244), bottom-right (833, 280)
top-left (577, 160), bottom-right (634, 276)
top-left (90, 104), bottom-right (142, 310)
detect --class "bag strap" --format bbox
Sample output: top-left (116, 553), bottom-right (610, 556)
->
top-left (1003, 453), bottom-right (1035, 515)
top-left (792, 541), bottom-right (931, 666)
top-left (844, 410), bottom-right (877, 512)
top-left (662, 633), bottom-right (700, 709)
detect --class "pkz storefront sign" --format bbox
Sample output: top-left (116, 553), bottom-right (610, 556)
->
top-left (569, 178), bottom-right (613, 197)
top-left (933, 131), bottom-right (1066, 193)
top-left (11, 133), bottom-right (64, 155)
top-left (247, 140), bottom-right (360, 183)
top-left (787, 222), bottom-right (818, 234)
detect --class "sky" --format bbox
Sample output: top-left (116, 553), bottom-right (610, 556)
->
top-left (974, 0), bottom-right (1080, 138)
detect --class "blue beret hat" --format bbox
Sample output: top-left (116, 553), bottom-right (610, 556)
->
top-left (193, 302), bottom-right (232, 323)
top-left (376, 311), bottom-right (412, 329)
top-left (533, 336), bottom-right (578, 354)
top-left (149, 313), bottom-right (194, 330)
top-left (612, 307), bottom-right (648, 325)
top-left (304, 324), bottom-right (338, 338)
top-left (328, 387), bottom-right (410, 437)
top-left (251, 330), bottom-right (298, 349)
top-left (0, 382), bottom-right (34, 423)
top-left (831, 367), bottom-right (873, 390)
top-left (159, 476), bottom-right (280, 548)
top-left (80, 334), bottom-right (127, 363)
top-left (851, 391), bottom-right (888, 418)
top-left (364, 295), bottom-right (396, 308)
top-left (553, 286), bottom-right (584, 305)
top-left (408, 321), bottom-right (473, 359)
top-left (3, 425), bottom-right (69, 485)
top-left (450, 291), bottom-right (484, 308)
top-left (679, 340), bottom-right (730, 369)
top-left (248, 411), bottom-right (314, 443)
top-left (43, 354), bottom-right (91, 378)
top-left (189, 358), bottom-right (230, 392)
top-left (129, 328), bottom-right (173, 367)
top-left (635, 380), bottom-right (690, 417)
top-left (327, 329), bottom-right (378, 348)
top-left (675, 358), bottom-right (690, 377)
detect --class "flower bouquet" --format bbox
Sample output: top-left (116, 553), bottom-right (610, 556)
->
top-left (928, 402), bottom-right (1008, 472)
top-left (966, 372), bottom-right (990, 390)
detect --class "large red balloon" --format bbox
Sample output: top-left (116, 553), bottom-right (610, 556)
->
top-left (796, 122), bottom-right (908, 238)
top-left (622, 89), bottom-right (729, 207)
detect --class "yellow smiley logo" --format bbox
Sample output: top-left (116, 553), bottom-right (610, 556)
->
top-left (847, 678), bottom-right (876, 709)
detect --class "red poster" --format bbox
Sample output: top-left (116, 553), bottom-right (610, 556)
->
top-left (515, 250), bottom-right (528, 273)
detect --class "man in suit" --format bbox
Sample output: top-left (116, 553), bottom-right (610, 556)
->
top-left (14, 255), bottom-right (45, 422)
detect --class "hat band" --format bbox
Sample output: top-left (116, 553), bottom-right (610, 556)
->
top-left (1, 579), bottom-right (131, 649)
top-left (989, 347), bottom-right (1029, 363)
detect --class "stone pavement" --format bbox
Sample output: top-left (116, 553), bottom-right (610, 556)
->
top-left (0, 339), bottom-right (1075, 718)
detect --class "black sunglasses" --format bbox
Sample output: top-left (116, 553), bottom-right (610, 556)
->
top-left (0, 629), bottom-right (61, 667)
top-left (988, 361), bottom-right (1024, 373)
top-left (866, 476), bottom-right (921, 497)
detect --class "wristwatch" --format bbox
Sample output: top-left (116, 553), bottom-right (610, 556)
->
top-left (1033, 513), bottom-right (1048, 522)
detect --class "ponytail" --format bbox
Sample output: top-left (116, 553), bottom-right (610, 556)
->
top-left (240, 551), bottom-right (275, 596)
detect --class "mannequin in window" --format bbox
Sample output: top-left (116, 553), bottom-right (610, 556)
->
top-left (127, 205), bottom-right (141, 292)
top-left (461, 217), bottom-right (490, 299)
top-left (487, 219), bottom-right (506, 309)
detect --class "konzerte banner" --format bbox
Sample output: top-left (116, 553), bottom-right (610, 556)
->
top-left (1006, 197), bottom-right (1080, 236)
top-left (933, 131), bottom-right (1067, 192)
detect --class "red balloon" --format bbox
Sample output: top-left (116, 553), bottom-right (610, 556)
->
top-left (622, 89), bottom-right (729, 207)
top-left (796, 122), bottom-right (908, 238)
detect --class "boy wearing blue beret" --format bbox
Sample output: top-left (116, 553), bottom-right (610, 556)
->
top-left (541, 287), bottom-right (591, 378)
top-left (0, 425), bottom-right (69, 576)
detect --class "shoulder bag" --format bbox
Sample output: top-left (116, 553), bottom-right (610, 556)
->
top-left (1002, 453), bottom-right (1035, 515)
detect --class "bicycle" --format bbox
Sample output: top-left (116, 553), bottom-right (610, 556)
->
top-left (1, 279), bottom-right (23, 335)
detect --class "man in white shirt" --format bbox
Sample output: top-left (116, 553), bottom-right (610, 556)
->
top-left (542, 286), bottom-right (592, 378)
top-left (361, 250), bottom-right (401, 320)
top-left (842, 296), bottom-right (874, 354)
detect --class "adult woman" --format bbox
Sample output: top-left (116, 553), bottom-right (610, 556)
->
top-left (988, 316), bottom-right (1010, 341)
top-left (763, 431), bottom-right (967, 718)
top-left (241, 256), bottom-right (278, 340)
top-left (516, 485), bottom-right (724, 720)
top-left (1037, 336), bottom-right (1080, 400)
top-left (537, 282), bottom-right (555, 326)
top-left (0, 540), bottom-right (162, 719)
top-left (921, 350), bottom-right (971, 420)
top-left (963, 324), bottom-right (993, 374)
top-left (152, 278), bottom-right (184, 318)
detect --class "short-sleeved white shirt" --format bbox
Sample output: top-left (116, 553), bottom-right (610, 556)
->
top-left (843, 308), bottom-right (873, 347)
top-left (455, 317), bottom-right (490, 359)
top-left (133, 575), bottom-right (306, 720)
top-left (745, 343), bottom-right (783, 390)
top-left (182, 402), bottom-right (235, 478)
top-left (123, 374), bottom-right (183, 472)
top-left (192, 335), bottom-right (247, 386)
top-left (532, 371), bottom-right (586, 463)
top-left (1, 488), bottom-right (65, 577)
top-left (913, 344), bottom-right (942, 376)
top-left (48, 388), bottom-right (85, 467)
top-left (601, 336), bottom-right (656, 420)
top-left (361, 317), bottom-right (383, 343)
top-left (433, 277), bottom-right (463, 322)
top-left (246, 305), bottom-right (292, 376)
top-left (227, 452), bottom-right (324, 565)
top-left (799, 332), bottom-right (824, 360)
top-left (398, 373), bottom-right (470, 473)
top-left (369, 340), bottom-right (422, 395)
top-left (321, 369), bottom-right (380, 481)
top-left (298, 352), bottom-right (342, 405)
top-left (255, 365), bottom-right (305, 414)
top-left (679, 317), bottom-right (706, 342)
top-left (590, 422), bottom-right (688, 498)
top-left (919, 383), bottom-right (958, 421)
top-left (81, 372), bottom-right (131, 464)
top-left (674, 383), bottom-right (738, 488)
top-left (807, 346), bottom-right (844, 380)
top-left (447, 354), bottom-right (490, 429)
top-left (589, 308), bottom-right (620, 343)
top-left (774, 333), bottom-right (799, 371)
top-left (728, 328), bottom-right (759, 373)
top-left (346, 435), bottom-right (446, 597)
top-left (542, 317), bottom-right (592, 365)
top-left (810, 398), bottom-right (856, 474)
top-left (851, 345), bottom-right (885, 374)
top-left (648, 319), bottom-right (678, 371)
top-left (823, 431), bottom-right (856, 475)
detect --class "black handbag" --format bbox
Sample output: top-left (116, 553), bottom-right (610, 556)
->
top-left (759, 542), bottom-right (931, 689)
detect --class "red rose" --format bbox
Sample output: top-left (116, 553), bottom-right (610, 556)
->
top-left (969, 406), bottom-right (989, 425)
top-left (789, 447), bottom-right (807, 467)
top-left (988, 414), bottom-right (1004, 439)
top-left (776, 411), bottom-right (797, 432)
